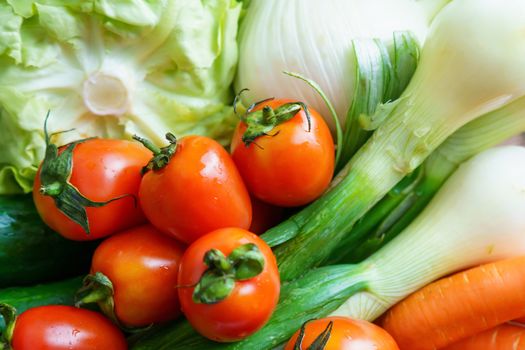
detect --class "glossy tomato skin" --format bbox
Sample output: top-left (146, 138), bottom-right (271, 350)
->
top-left (139, 136), bottom-right (252, 244)
top-left (178, 228), bottom-right (280, 342)
top-left (231, 99), bottom-right (335, 207)
top-left (90, 225), bottom-right (185, 327)
top-left (33, 139), bottom-right (150, 241)
top-left (285, 317), bottom-right (399, 350)
top-left (11, 305), bottom-right (127, 350)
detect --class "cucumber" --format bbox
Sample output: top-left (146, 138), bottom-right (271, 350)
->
top-left (0, 276), bottom-right (83, 330)
top-left (0, 195), bottom-right (97, 287)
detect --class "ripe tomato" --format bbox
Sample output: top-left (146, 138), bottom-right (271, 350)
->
top-left (33, 138), bottom-right (150, 241)
top-left (87, 225), bottom-right (185, 327)
top-left (138, 135), bottom-right (252, 244)
top-left (284, 317), bottom-right (399, 350)
top-left (177, 227), bottom-right (280, 342)
top-left (231, 98), bottom-right (334, 207)
top-left (10, 305), bottom-right (127, 350)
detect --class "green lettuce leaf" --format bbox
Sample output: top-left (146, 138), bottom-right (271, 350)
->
top-left (0, 0), bottom-right (242, 194)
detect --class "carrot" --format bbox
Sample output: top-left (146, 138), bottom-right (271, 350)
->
top-left (441, 323), bottom-right (525, 350)
top-left (379, 256), bottom-right (525, 350)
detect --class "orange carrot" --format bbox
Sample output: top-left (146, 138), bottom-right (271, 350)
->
top-left (441, 323), bottom-right (525, 350)
top-left (379, 256), bottom-right (525, 350)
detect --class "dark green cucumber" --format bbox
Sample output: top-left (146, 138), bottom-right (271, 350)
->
top-left (0, 276), bottom-right (83, 330)
top-left (0, 195), bottom-right (97, 287)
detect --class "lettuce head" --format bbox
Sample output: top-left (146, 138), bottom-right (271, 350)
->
top-left (0, 0), bottom-right (242, 193)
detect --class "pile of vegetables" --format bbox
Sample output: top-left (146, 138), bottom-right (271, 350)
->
top-left (1, 0), bottom-right (525, 349)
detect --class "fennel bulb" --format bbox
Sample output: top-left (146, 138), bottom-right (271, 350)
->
top-left (0, 0), bottom-right (242, 194)
top-left (235, 0), bottom-right (445, 131)
top-left (262, 0), bottom-right (525, 282)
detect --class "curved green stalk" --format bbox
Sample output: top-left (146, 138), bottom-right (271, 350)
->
top-left (283, 71), bottom-right (344, 167)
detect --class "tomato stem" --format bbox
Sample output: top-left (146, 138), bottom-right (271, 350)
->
top-left (133, 133), bottom-right (178, 173)
top-left (204, 249), bottom-right (233, 272)
top-left (232, 89), bottom-right (275, 122)
top-left (293, 320), bottom-right (333, 350)
top-left (75, 272), bottom-right (114, 307)
top-left (132, 135), bottom-right (162, 154)
top-left (39, 181), bottom-right (62, 196)
top-left (75, 272), bottom-right (119, 327)
top-left (75, 273), bottom-right (160, 333)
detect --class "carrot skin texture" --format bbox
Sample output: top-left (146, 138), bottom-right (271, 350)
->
top-left (441, 323), bottom-right (525, 350)
top-left (380, 256), bottom-right (525, 350)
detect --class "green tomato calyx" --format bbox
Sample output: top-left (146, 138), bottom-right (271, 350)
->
top-left (38, 112), bottom-right (130, 235)
top-left (234, 90), bottom-right (312, 147)
top-left (76, 272), bottom-right (151, 333)
top-left (292, 320), bottom-right (334, 350)
top-left (192, 243), bottom-right (265, 304)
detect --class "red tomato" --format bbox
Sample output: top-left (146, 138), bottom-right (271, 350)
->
top-left (139, 135), bottom-right (252, 244)
top-left (33, 139), bottom-right (150, 241)
top-left (249, 196), bottom-right (286, 235)
top-left (89, 225), bottom-right (185, 327)
top-left (284, 317), bottom-right (399, 350)
top-left (177, 227), bottom-right (280, 342)
top-left (11, 305), bottom-right (127, 350)
top-left (231, 99), bottom-right (334, 207)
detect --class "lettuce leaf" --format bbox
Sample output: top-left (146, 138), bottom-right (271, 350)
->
top-left (0, 0), bottom-right (242, 194)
